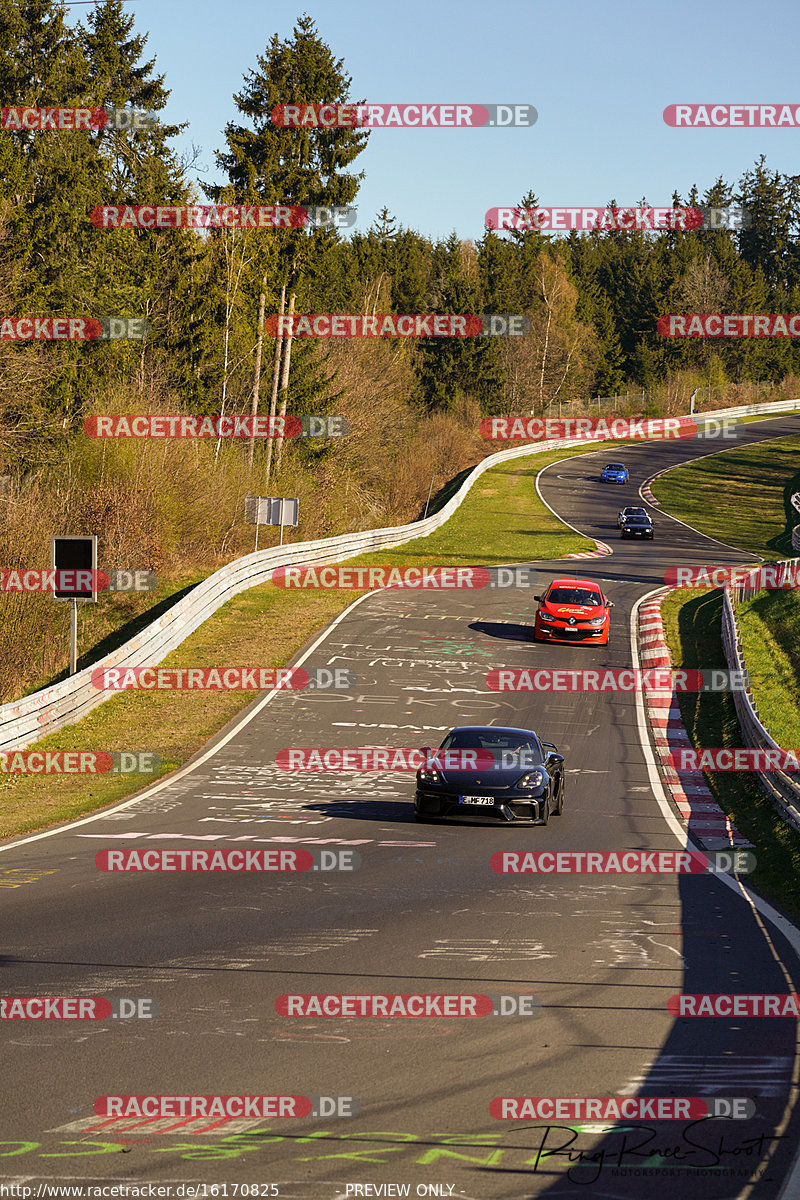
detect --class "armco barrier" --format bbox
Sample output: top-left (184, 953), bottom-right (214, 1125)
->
top-left (722, 565), bottom-right (800, 832)
top-left (0, 435), bottom-right (581, 752)
top-left (2, 397), bottom-right (798, 753)
top-left (697, 397), bottom-right (800, 420)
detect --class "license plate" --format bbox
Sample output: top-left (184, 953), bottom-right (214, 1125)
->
top-left (460, 795), bottom-right (495, 806)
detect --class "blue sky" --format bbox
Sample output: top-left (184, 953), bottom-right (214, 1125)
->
top-left (73, 0), bottom-right (800, 242)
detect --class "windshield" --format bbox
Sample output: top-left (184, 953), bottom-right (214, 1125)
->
top-left (441, 730), bottom-right (543, 763)
top-left (626, 517), bottom-right (651, 525)
top-left (605, 464), bottom-right (625, 470)
top-left (545, 587), bottom-right (602, 605)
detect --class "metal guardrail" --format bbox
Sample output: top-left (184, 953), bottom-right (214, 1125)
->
top-left (0, 435), bottom-right (588, 752)
top-left (722, 570), bottom-right (800, 832)
top-left (792, 494), bottom-right (800, 553)
top-left (3, 395), bottom-right (798, 754)
top-left (699, 397), bottom-right (800, 420)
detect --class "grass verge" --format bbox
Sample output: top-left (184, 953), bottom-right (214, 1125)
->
top-left (660, 589), bottom-right (800, 925)
top-left (735, 590), bottom-right (800, 748)
top-left (651, 432), bottom-right (800, 557)
top-left (654, 429), bottom-right (800, 923)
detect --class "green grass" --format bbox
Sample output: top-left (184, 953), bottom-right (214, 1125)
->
top-left (736, 590), bottom-right (800, 748)
top-left (652, 430), bottom-right (800, 750)
top-left (660, 589), bottom-right (800, 925)
top-left (361, 447), bottom-right (600, 567)
top-left (651, 433), bottom-right (800, 557)
top-left (654, 430), bottom-right (800, 922)
top-left (0, 442), bottom-right (600, 841)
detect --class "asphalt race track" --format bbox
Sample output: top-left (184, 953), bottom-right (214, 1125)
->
top-left (2, 416), bottom-right (800, 1199)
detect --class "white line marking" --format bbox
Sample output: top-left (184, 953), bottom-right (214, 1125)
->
top-left (0, 590), bottom-right (382, 853)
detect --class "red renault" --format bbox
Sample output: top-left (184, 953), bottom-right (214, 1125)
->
top-left (533, 577), bottom-right (612, 645)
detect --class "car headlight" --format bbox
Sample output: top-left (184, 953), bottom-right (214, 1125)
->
top-left (518, 770), bottom-right (546, 789)
top-left (417, 769), bottom-right (442, 785)
top-left (588, 616), bottom-right (606, 626)
top-left (539, 612), bottom-right (556, 623)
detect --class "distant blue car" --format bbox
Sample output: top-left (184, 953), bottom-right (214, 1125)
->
top-left (600, 462), bottom-right (629, 484)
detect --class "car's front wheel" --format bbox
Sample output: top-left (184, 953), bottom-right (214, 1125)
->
top-left (538, 793), bottom-right (550, 826)
top-left (553, 776), bottom-right (564, 815)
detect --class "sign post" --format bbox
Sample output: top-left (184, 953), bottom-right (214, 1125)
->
top-left (51, 535), bottom-right (98, 676)
top-left (244, 497), bottom-right (299, 550)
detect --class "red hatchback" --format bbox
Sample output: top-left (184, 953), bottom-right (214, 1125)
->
top-left (533, 577), bottom-right (612, 645)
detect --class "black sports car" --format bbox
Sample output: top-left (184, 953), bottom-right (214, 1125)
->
top-left (414, 725), bottom-right (565, 825)
top-left (620, 514), bottom-right (654, 539)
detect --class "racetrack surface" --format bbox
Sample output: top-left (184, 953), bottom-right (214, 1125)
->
top-left (2, 416), bottom-right (800, 1198)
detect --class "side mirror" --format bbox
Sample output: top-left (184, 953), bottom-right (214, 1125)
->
top-left (533, 594), bottom-right (541, 602)
top-left (545, 752), bottom-right (565, 768)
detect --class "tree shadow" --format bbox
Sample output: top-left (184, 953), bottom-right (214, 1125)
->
top-left (37, 582), bottom-right (201, 690)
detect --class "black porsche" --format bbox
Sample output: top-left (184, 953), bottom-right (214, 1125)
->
top-left (414, 725), bottom-right (565, 825)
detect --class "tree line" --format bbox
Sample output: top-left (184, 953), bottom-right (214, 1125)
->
top-left (2, 0), bottom-right (800, 475)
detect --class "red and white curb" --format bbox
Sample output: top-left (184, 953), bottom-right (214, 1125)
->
top-left (640, 472), bottom-right (664, 507)
top-left (566, 540), bottom-right (612, 560)
top-left (639, 594), bottom-right (753, 850)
